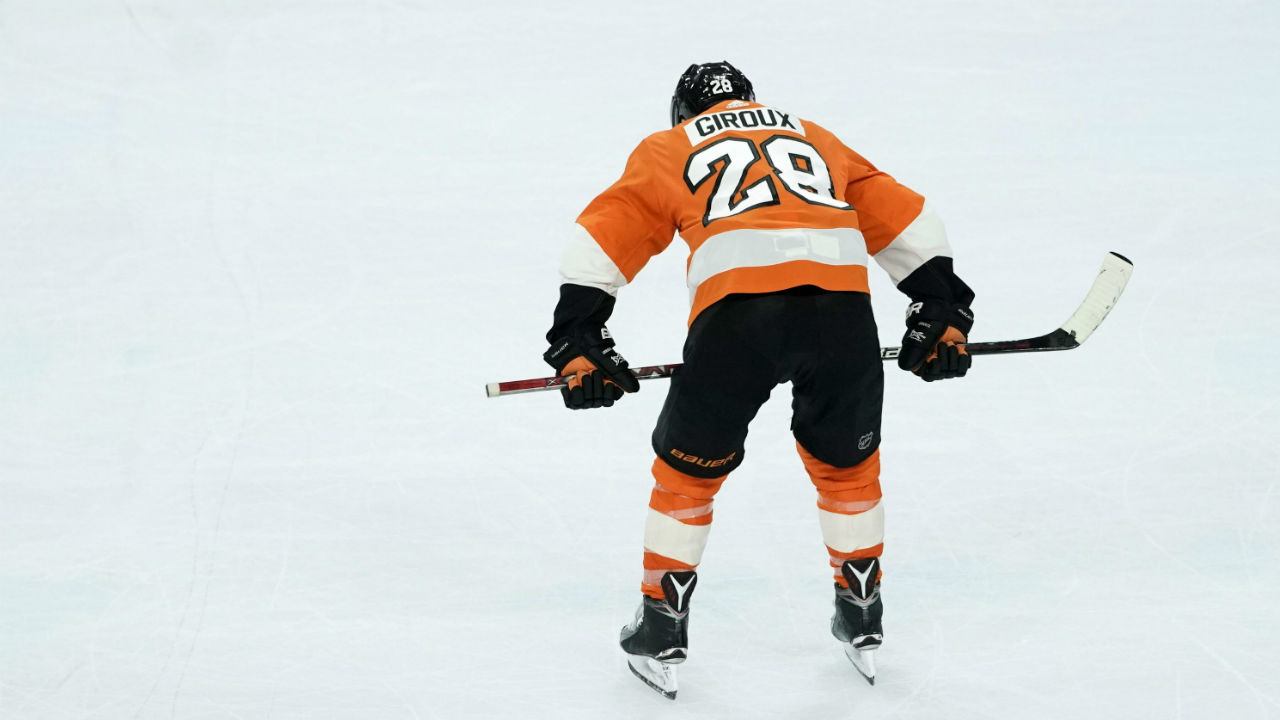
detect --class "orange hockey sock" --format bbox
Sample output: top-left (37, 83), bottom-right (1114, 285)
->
top-left (640, 457), bottom-right (727, 599)
top-left (797, 443), bottom-right (884, 587)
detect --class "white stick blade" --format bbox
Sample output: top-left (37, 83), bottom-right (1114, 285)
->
top-left (1059, 251), bottom-right (1133, 345)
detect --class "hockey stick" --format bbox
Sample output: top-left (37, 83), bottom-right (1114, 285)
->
top-left (486, 251), bottom-right (1133, 398)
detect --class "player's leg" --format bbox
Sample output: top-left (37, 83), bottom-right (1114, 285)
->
top-left (787, 292), bottom-right (885, 679)
top-left (641, 294), bottom-right (782, 597)
top-left (622, 295), bottom-right (781, 676)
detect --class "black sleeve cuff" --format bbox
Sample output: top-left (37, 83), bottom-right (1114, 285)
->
top-left (897, 256), bottom-right (975, 309)
top-left (546, 283), bottom-right (616, 343)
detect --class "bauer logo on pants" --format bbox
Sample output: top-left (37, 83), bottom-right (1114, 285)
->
top-left (669, 449), bottom-right (736, 469)
top-left (858, 431), bottom-right (875, 450)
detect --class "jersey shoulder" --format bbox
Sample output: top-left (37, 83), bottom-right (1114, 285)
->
top-left (611, 126), bottom-right (684, 178)
top-left (796, 118), bottom-right (878, 172)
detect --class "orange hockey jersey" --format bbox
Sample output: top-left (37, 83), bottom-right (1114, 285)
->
top-left (560, 100), bottom-right (953, 325)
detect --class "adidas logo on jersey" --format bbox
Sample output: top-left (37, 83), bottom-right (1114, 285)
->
top-left (685, 106), bottom-right (803, 144)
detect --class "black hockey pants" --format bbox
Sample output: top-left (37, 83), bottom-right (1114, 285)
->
top-left (651, 287), bottom-right (884, 478)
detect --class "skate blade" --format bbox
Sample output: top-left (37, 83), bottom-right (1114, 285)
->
top-left (626, 654), bottom-right (678, 699)
top-left (843, 644), bottom-right (877, 686)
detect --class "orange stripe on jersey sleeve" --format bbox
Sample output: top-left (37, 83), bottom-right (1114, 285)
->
top-left (688, 261), bottom-right (869, 325)
top-left (839, 146), bottom-right (927, 255)
top-left (575, 138), bottom-right (680, 281)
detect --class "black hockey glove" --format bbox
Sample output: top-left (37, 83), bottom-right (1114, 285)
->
top-left (898, 300), bottom-right (975, 382)
top-left (543, 325), bottom-right (640, 409)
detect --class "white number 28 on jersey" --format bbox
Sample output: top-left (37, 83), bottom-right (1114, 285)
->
top-left (683, 135), bottom-right (850, 225)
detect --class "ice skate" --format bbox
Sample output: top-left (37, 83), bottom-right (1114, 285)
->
top-left (831, 557), bottom-right (883, 685)
top-left (619, 570), bottom-right (697, 699)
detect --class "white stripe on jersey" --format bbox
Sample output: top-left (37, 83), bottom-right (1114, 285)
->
top-left (559, 223), bottom-right (627, 295)
top-left (686, 226), bottom-right (868, 303)
top-left (870, 202), bottom-right (953, 285)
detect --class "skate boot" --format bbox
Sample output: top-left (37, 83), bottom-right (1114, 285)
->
top-left (831, 557), bottom-right (883, 685)
top-left (619, 570), bottom-right (697, 699)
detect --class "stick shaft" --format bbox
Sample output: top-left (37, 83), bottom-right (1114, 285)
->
top-left (486, 252), bottom-right (1131, 398)
top-left (486, 339), bottom-right (1059, 398)
top-left (486, 364), bottom-right (682, 397)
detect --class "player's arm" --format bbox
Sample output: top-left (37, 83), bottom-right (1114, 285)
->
top-left (840, 147), bottom-right (975, 381)
top-left (544, 138), bottom-right (677, 409)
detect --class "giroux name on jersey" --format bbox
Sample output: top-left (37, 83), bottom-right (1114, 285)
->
top-left (684, 106), bottom-right (804, 144)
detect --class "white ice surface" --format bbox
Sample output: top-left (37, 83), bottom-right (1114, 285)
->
top-left (2, 1), bottom-right (1279, 718)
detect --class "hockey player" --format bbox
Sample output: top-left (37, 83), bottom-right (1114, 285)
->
top-left (542, 62), bottom-right (975, 697)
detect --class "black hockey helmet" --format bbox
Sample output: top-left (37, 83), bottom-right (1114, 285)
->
top-left (670, 61), bottom-right (755, 127)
